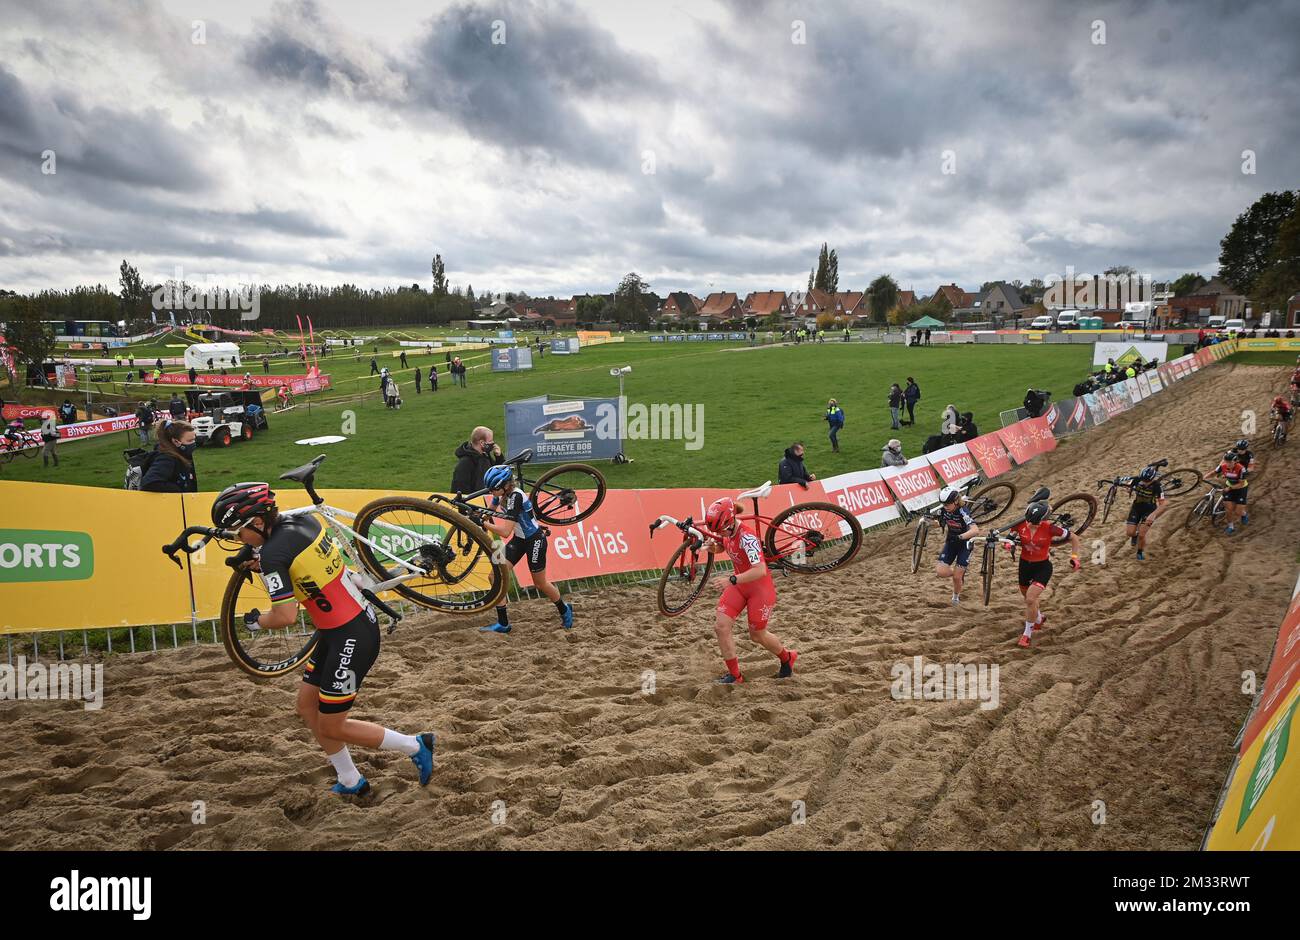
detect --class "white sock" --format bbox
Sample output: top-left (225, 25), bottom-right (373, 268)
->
top-left (327, 747), bottom-right (362, 787)
top-left (1023, 621), bottom-right (1034, 637)
top-left (380, 729), bottom-right (420, 756)
top-left (1035, 611), bottom-right (1044, 624)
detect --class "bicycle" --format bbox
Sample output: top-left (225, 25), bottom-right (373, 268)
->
top-left (1095, 459), bottom-right (1203, 524)
top-left (163, 455), bottom-right (509, 678)
top-left (432, 447), bottom-right (607, 526)
top-left (974, 529), bottom-right (1024, 606)
top-left (0, 432), bottom-right (39, 466)
top-left (649, 480), bottom-right (863, 616)
top-left (1271, 414), bottom-right (1288, 448)
top-left (909, 475), bottom-right (1018, 572)
top-left (1182, 482), bottom-right (1228, 531)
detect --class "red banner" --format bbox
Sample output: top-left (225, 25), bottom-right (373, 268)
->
top-left (995, 422), bottom-right (1036, 464)
top-left (57, 414), bottom-right (140, 441)
top-left (966, 432), bottom-right (1012, 477)
top-left (1023, 416), bottom-right (1057, 455)
top-left (879, 461), bottom-right (942, 511)
top-left (2, 403), bottom-right (57, 421)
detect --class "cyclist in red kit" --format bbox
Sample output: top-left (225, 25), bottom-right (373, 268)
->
top-left (703, 496), bottom-right (797, 684)
top-left (1007, 500), bottom-right (1083, 648)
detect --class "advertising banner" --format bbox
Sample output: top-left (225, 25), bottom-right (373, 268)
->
top-left (966, 433), bottom-right (1013, 477)
top-left (490, 346), bottom-right (533, 372)
top-left (2, 403), bottom-right (57, 421)
top-left (550, 338), bottom-right (581, 354)
top-left (145, 372), bottom-right (332, 394)
top-left (1240, 588), bottom-right (1300, 754)
top-left (924, 443), bottom-right (980, 487)
top-left (1091, 340), bottom-right (1171, 367)
top-left (1042, 396), bottom-right (1093, 437)
top-left (817, 469), bottom-right (902, 529)
top-left (879, 460), bottom-right (942, 512)
top-left (995, 421), bottom-right (1037, 464)
top-left (504, 396), bottom-right (621, 463)
top-left (1022, 416), bottom-right (1057, 455)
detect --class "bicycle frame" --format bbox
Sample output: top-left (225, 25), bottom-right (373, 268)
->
top-left (273, 503), bottom-right (430, 594)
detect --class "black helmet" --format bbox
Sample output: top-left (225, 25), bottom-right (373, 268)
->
top-left (1025, 501), bottom-right (1050, 524)
top-left (212, 482), bottom-right (276, 529)
top-left (1234, 439), bottom-right (1249, 451)
top-left (1138, 465), bottom-right (1159, 482)
top-left (1223, 451), bottom-right (1240, 464)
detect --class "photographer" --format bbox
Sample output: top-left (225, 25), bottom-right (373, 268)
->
top-left (1023, 388), bottom-right (1050, 419)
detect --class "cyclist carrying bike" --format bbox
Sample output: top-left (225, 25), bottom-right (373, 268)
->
top-left (932, 487), bottom-right (979, 605)
top-left (1007, 501), bottom-right (1083, 648)
top-left (1121, 465), bottom-right (1168, 561)
top-left (212, 483), bottom-right (436, 797)
top-left (473, 464), bottom-right (574, 634)
top-left (1229, 439), bottom-right (1255, 525)
top-left (1271, 395), bottom-right (1293, 426)
top-left (1210, 451), bottom-right (1249, 534)
top-left (702, 496), bottom-right (797, 684)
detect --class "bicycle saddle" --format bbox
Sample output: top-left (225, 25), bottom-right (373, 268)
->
top-left (280, 454), bottom-right (326, 483)
top-left (504, 448), bottom-right (533, 465)
top-left (738, 481), bottom-right (773, 501)
top-left (1028, 485), bottom-right (1050, 503)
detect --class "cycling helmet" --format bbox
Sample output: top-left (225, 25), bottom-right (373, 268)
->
top-left (705, 496), bottom-right (737, 532)
top-left (1234, 439), bottom-right (1249, 451)
top-left (1138, 465), bottom-right (1159, 482)
top-left (1273, 396), bottom-right (1286, 407)
top-left (1224, 451), bottom-right (1241, 464)
top-left (940, 487), bottom-right (960, 505)
top-left (212, 482), bottom-right (276, 529)
top-left (483, 465), bottom-right (512, 490)
top-left (1025, 501), bottom-right (1050, 524)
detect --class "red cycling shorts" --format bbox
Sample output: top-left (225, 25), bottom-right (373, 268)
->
top-left (717, 578), bottom-right (777, 631)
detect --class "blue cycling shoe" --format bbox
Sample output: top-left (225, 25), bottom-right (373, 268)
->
top-left (331, 776), bottom-right (371, 796)
top-left (411, 732), bottom-right (436, 786)
top-left (561, 602), bottom-right (574, 629)
top-left (479, 623), bottom-right (511, 634)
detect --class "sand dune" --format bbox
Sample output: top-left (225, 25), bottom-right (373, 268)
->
top-left (1, 362), bottom-right (1293, 850)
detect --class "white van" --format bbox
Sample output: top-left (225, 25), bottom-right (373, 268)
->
top-left (1207, 315), bottom-right (1226, 329)
top-left (1029, 315), bottom-right (1054, 330)
top-left (1223, 318), bottom-right (1246, 333)
top-left (1055, 309), bottom-right (1079, 329)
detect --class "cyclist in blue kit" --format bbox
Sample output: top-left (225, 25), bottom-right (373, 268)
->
top-left (931, 487), bottom-right (980, 605)
top-left (474, 464), bottom-right (574, 634)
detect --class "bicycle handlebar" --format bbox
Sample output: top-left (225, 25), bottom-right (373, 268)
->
top-left (161, 526), bottom-right (237, 569)
top-left (650, 514), bottom-right (708, 543)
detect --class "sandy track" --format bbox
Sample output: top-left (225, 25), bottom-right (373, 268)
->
top-left (1, 362), bottom-right (1295, 850)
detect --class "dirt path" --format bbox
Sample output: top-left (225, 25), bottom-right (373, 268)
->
top-left (1, 363), bottom-right (1293, 850)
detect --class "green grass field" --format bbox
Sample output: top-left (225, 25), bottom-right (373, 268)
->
top-left (6, 338), bottom-right (1095, 491)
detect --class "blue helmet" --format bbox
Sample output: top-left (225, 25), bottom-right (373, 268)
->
top-left (1138, 465), bottom-right (1159, 481)
top-left (483, 465), bottom-right (512, 490)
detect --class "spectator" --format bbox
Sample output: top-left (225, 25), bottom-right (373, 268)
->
top-left (824, 398), bottom-right (845, 453)
top-left (940, 404), bottom-right (960, 438)
top-left (125, 369), bottom-right (134, 383)
top-left (168, 393), bottom-right (186, 420)
top-left (451, 426), bottom-right (504, 493)
top-left (1023, 388), bottom-right (1048, 418)
top-left (155, 357), bottom-right (163, 370)
top-left (414, 366), bottom-right (422, 394)
top-left (188, 366), bottom-right (198, 385)
top-left (778, 441), bottom-right (816, 489)
top-left (369, 357), bottom-right (379, 376)
top-left (135, 399), bottom-right (155, 445)
top-left (881, 438), bottom-right (907, 468)
top-left (385, 379), bottom-right (401, 409)
top-left (888, 383), bottom-right (904, 430)
top-left (263, 355), bottom-right (270, 373)
top-left (58, 399), bottom-right (76, 424)
top-left (400, 350), bottom-right (408, 369)
top-left (903, 377), bottom-right (921, 426)
top-left (40, 416), bottom-right (58, 468)
top-left (924, 328), bottom-right (932, 346)
top-left (141, 421), bottom-right (198, 492)
top-left (957, 412), bottom-right (979, 442)
top-left (429, 363), bottom-right (439, 391)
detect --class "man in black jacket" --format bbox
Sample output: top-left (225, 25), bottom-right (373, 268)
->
top-left (451, 426), bottom-right (504, 493)
top-left (778, 442), bottom-right (816, 489)
top-left (1023, 388), bottom-right (1048, 418)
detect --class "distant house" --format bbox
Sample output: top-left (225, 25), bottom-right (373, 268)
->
top-left (1167, 294), bottom-right (1220, 323)
top-left (795, 288), bottom-right (837, 318)
top-left (515, 298), bottom-right (576, 327)
top-left (1197, 277), bottom-right (1248, 319)
top-left (931, 284), bottom-right (966, 309)
top-left (696, 292), bottom-right (743, 321)
top-left (1287, 292), bottom-right (1300, 327)
top-left (788, 291), bottom-right (807, 313)
top-left (836, 291), bottom-right (867, 319)
top-left (481, 301), bottom-right (514, 319)
top-left (742, 290), bottom-right (790, 320)
top-left (660, 291), bottom-right (700, 319)
top-left (979, 282), bottom-right (1029, 320)
top-left (895, 290), bottom-right (918, 310)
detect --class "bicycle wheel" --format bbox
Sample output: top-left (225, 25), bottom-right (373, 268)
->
top-left (1183, 494), bottom-right (1211, 531)
top-left (980, 542), bottom-right (995, 606)
top-left (1274, 424), bottom-right (1286, 448)
top-left (764, 501), bottom-right (862, 573)
top-left (353, 497), bottom-right (508, 614)
top-left (966, 482), bottom-right (1015, 524)
top-left (1210, 495), bottom-right (1228, 527)
top-left (656, 539), bottom-right (714, 617)
top-left (1048, 493), bottom-right (1097, 544)
top-left (910, 518), bottom-right (929, 574)
top-left (219, 567), bottom-right (319, 679)
top-left (1155, 468), bottom-right (1203, 498)
top-left (529, 463), bottom-right (606, 525)
top-left (1100, 485), bottom-right (1117, 525)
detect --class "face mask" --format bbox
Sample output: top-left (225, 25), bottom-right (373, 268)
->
top-left (179, 443), bottom-right (197, 456)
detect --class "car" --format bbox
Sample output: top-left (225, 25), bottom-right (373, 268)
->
top-left (1223, 318), bottom-right (1246, 333)
top-left (1207, 315), bottom-right (1226, 329)
top-left (1029, 315), bottom-right (1054, 330)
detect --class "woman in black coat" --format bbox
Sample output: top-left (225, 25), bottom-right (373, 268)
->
top-left (141, 421), bottom-right (199, 492)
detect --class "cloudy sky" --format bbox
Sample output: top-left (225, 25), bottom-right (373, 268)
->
top-left (1, 0), bottom-right (1297, 298)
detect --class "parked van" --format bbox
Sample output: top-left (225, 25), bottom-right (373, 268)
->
top-left (1207, 315), bottom-right (1226, 329)
top-left (1029, 315), bottom-right (1054, 330)
top-left (1055, 309), bottom-right (1080, 329)
top-left (1223, 319), bottom-right (1246, 333)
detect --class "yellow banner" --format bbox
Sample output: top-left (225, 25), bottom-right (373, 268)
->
top-left (0, 482), bottom-right (489, 632)
top-left (1235, 337), bottom-right (1300, 351)
top-left (1205, 682), bottom-right (1300, 850)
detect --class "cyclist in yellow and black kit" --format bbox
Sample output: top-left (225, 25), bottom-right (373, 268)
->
top-left (213, 483), bottom-right (435, 797)
top-left (1120, 465), bottom-right (1168, 561)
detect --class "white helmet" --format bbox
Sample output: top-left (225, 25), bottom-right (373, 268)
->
top-left (940, 487), bottom-right (961, 505)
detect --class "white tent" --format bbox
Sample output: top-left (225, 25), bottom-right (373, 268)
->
top-left (184, 342), bottom-right (242, 370)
